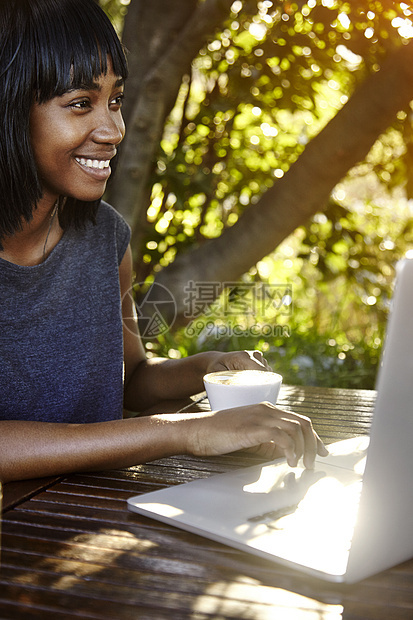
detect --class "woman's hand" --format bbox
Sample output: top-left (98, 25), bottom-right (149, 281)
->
top-left (180, 402), bottom-right (328, 469)
top-left (0, 401), bottom-right (328, 483)
top-left (205, 349), bottom-right (271, 374)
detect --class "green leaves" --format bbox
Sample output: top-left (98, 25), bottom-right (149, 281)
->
top-left (137, 1), bottom-right (407, 275)
top-left (103, 1), bottom-right (413, 388)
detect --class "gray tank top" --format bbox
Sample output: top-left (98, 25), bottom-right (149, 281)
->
top-left (0, 201), bottom-right (131, 423)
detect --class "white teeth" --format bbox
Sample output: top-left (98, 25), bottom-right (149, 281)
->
top-left (76, 157), bottom-right (110, 169)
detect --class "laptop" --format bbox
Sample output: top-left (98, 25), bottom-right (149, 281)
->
top-left (128, 255), bottom-right (413, 583)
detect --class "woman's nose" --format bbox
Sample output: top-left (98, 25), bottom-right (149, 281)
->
top-left (92, 109), bottom-right (125, 146)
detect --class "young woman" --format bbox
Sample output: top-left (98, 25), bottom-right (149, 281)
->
top-left (0, 0), bottom-right (327, 483)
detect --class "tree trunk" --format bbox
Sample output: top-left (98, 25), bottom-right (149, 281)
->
top-left (152, 39), bottom-right (413, 323)
top-left (107, 0), bottom-right (235, 262)
top-left (120, 0), bottom-right (197, 132)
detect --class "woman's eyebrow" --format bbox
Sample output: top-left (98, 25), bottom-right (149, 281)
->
top-left (66, 77), bottom-right (125, 93)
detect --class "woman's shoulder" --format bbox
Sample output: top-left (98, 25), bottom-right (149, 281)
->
top-left (94, 200), bottom-right (131, 264)
top-left (96, 200), bottom-right (130, 231)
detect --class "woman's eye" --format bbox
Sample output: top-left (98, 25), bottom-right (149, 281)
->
top-left (66, 93), bottom-right (124, 111)
top-left (111, 93), bottom-right (124, 109)
top-left (69, 99), bottom-right (90, 110)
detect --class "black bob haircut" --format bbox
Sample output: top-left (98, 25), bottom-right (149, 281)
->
top-left (0, 0), bottom-right (128, 242)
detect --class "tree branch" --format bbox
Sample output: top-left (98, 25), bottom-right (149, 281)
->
top-left (108, 0), bottom-right (235, 251)
top-left (153, 39), bottom-right (413, 320)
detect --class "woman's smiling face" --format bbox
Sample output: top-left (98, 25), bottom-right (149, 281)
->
top-left (29, 60), bottom-right (125, 206)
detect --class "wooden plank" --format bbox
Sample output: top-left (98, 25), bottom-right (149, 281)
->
top-left (2, 477), bottom-right (63, 513)
top-left (2, 508), bottom-right (413, 619)
top-left (3, 386), bottom-right (412, 619)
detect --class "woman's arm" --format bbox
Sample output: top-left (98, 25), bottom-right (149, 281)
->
top-left (0, 414), bottom-right (182, 482)
top-left (0, 246), bottom-right (327, 484)
top-left (0, 402), bottom-right (328, 483)
top-left (120, 246), bottom-right (271, 411)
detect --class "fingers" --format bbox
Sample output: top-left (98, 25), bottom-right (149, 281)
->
top-left (184, 401), bottom-right (328, 468)
top-left (247, 350), bottom-right (271, 370)
top-left (282, 409), bottom-right (316, 468)
top-left (316, 434), bottom-right (330, 458)
top-left (252, 403), bottom-right (328, 469)
top-left (244, 442), bottom-right (285, 460)
top-left (213, 350), bottom-right (271, 372)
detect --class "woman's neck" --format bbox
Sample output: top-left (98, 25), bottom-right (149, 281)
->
top-left (0, 198), bottom-right (63, 266)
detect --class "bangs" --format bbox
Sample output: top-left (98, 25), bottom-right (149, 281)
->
top-left (30, 0), bottom-right (128, 102)
top-left (0, 0), bottom-right (128, 243)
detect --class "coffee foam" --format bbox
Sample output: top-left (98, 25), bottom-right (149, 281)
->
top-left (205, 370), bottom-right (279, 386)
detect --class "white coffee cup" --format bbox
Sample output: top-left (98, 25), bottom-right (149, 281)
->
top-left (203, 369), bottom-right (282, 410)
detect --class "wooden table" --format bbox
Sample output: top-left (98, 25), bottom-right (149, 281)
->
top-left (1, 385), bottom-right (412, 619)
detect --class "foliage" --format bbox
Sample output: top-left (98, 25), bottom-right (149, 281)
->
top-left (101, 1), bottom-right (413, 388)
top-left (144, 183), bottom-right (413, 388)
top-left (98, 0), bottom-right (129, 34)
top-left (136, 0), bottom-right (410, 279)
